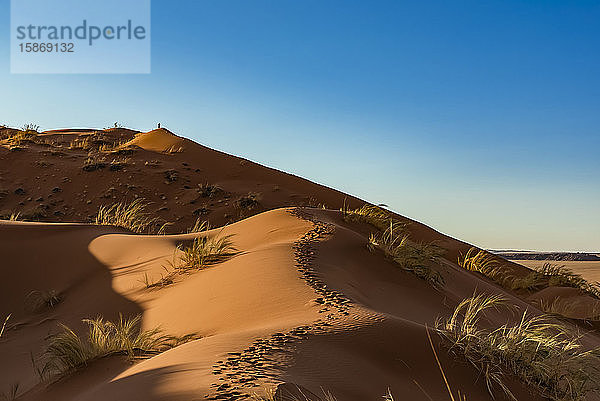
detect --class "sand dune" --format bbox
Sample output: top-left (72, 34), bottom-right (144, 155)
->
top-left (1, 127), bottom-right (599, 400)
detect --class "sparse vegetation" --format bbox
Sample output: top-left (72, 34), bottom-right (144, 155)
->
top-left (2, 212), bottom-right (21, 221)
top-left (511, 263), bottom-right (600, 298)
top-left (236, 192), bottom-right (261, 210)
top-left (436, 293), bottom-right (600, 401)
top-left (198, 183), bottom-right (222, 198)
top-left (164, 145), bottom-right (184, 154)
top-left (95, 199), bottom-right (162, 234)
top-left (187, 218), bottom-right (208, 234)
top-left (1, 315), bottom-right (9, 338)
top-left (457, 247), bottom-right (514, 288)
top-left (21, 123), bottom-right (40, 133)
top-left (42, 314), bottom-right (196, 377)
top-left (342, 202), bottom-right (392, 231)
top-left (370, 220), bottom-right (445, 288)
top-left (25, 290), bottom-right (62, 312)
top-left (0, 383), bottom-right (19, 401)
top-left (139, 271), bottom-right (175, 289)
top-left (427, 329), bottom-right (468, 401)
top-left (82, 155), bottom-right (108, 171)
top-left (68, 137), bottom-right (91, 150)
top-left (179, 233), bottom-right (237, 270)
top-left (535, 297), bottom-right (577, 318)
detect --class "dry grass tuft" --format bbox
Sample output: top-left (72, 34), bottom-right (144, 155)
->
top-left (198, 183), bottom-right (222, 198)
top-left (436, 293), bottom-right (600, 401)
top-left (372, 220), bottom-right (445, 288)
top-left (95, 199), bottom-right (162, 234)
top-left (236, 192), bottom-right (261, 210)
top-left (179, 233), bottom-right (237, 271)
top-left (25, 290), bottom-right (62, 312)
top-left (341, 202), bottom-right (392, 231)
top-left (42, 314), bottom-right (196, 377)
top-left (512, 263), bottom-right (600, 298)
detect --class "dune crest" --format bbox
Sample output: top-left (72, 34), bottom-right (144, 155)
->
top-left (1, 126), bottom-right (599, 401)
top-left (123, 128), bottom-right (187, 153)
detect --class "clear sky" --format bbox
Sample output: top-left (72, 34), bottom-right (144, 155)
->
top-left (1, 0), bottom-right (598, 252)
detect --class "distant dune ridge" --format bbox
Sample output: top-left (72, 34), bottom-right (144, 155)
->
top-left (1, 126), bottom-right (600, 401)
top-left (493, 251), bottom-right (600, 261)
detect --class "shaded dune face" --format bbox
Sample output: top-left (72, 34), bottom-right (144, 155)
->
top-left (0, 127), bottom-right (598, 401)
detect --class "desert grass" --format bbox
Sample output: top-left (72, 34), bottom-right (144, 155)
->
top-left (535, 297), bottom-right (577, 318)
top-left (198, 183), bottom-right (222, 198)
top-left (139, 270), bottom-right (175, 289)
top-left (457, 248), bottom-right (509, 283)
top-left (95, 199), bottom-right (162, 234)
top-left (436, 293), bottom-right (600, 401)
top-left (236, 192), bottom-right (261, 210)
top-left (427, 329), bottom-right (468, 401)
top-left (68, 137), bottom-right (91, 150)
top-left (6, 212), bottom-right (21, 221)
top-left (164, 145), bottom-right (184, 154)
top-left (0, 384), bottom-right (19, 401)
top-left (512, 263), bottom-right (600, 299)
top-left (25, 290), bottom-right (61, 312)
top-left (179, 233), bottom-right (237, 271)
top-left (373, 220), bottom-right (445, 288)
top-left (187, 218), bottom-right (208, 234)
top-left (4, 130), bottom-right (37, 148)
top-left (341, 202), bottom-right (393, 231)
top-left (0, 315), bottom-right (9, 338)
top-left (42, 314), bottom-right (196, 377)
top-left (345, 203), bottom-right (445, 288)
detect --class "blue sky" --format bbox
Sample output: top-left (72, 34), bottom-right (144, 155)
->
top-left (1, 0), bottom-right (598, 251)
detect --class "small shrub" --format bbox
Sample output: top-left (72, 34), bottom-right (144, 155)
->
top-left (21, 123), bottom-right (39, 133)
top-left (42, 314), bottom-right (196, 377)
top-left (95, 199), bottom-right (162, 234)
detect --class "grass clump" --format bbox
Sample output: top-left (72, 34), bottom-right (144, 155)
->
top-left (95, 199), bottom-right (162, 234)
top-left (457, 247), bottom-right (518, 289)
top-left (42, 314), bottom-right (196, 377)
top-left (341, 202), bottom-right (392, 231)
top-left (372, 220), bottom-right (445, 288)
top-left (512, 263), bottom-right (600, 298)
top-left (236, 192), bottom-right (261, 210)
top-left (436, 293), bottom-right (600, 401)
top-left (179, 233), bottom-right (237, 270)
top-left (198, 183), bottom-right (222, 198)
top-left (458, 248), bottom-right (507, 281)
top-left (25, 290), bottom-right (62, 312)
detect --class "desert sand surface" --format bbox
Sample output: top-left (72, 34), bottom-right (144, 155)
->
top-left (1, 126), bottom-right (600, 401)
